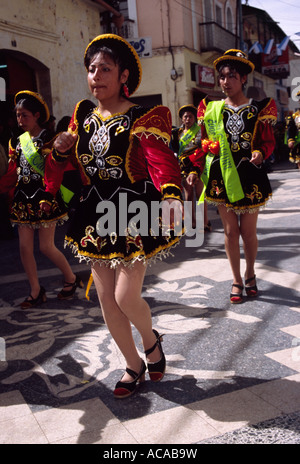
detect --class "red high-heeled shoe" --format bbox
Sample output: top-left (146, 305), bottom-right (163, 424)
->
top-left (145, 329), bottom-right (166, 382)
top-left (113, 359), bottom-right (146, 399)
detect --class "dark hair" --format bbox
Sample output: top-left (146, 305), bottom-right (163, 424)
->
top-left (218, 61), bottom-right (249, 77)
top-left (84, 44), bottom-right (130, 98)
top-left (15, 98), bottom-right (44, 125)
top-left (56, 115), bottom-right (71, 133)
top-left (84, 44), bottom-right (127, 76)
top-left (218, 62), bottom-right (248, 89)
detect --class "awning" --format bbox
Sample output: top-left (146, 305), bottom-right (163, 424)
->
top-left (192, 87), bottom-right (224, 100)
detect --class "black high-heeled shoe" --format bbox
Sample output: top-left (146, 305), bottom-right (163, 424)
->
top-left (57, 274), bottom-right (84, 299)
top-left (245, 275), bottom-right (258, 297)
top-left (113, 359), bottom-right (146, 399)
top-left (145, 329), bottom-right (166, 382)
top-left (20, 286), bottom-right (46, 309)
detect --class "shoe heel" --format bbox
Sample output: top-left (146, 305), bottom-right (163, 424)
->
top-left (57, 274), bottom-right (83, 299)
top-left (77, 276), bottom-right (84, 289)
top-left (245, 275), bottom-right (258, 297)
top-left (145, 329), bottom-right (166, 382)
top-left (20, 286), bottom-right (47, 309)
top-left (139, 373), bottom-right (146, 383)
top-left (41, 287), bottom-right (47, 303)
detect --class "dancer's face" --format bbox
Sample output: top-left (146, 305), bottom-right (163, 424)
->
top-left (219, 66), bottom-right (247, 98)
top-left (87, 51), bottom-right (129, 103)
top-left (182, 111), bottom-right (196, 129)
top-left (16, 108), bottom-right (40, 134)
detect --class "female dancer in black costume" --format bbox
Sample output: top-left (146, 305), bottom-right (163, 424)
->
top-left (41, 34), bottom-right (186, 398)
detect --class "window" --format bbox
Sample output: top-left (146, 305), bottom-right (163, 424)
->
top-left (215, 3), bottom-right (222, 26)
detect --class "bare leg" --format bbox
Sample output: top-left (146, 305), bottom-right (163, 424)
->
top-left (218, 205), bottom-right (243, 289)
top-left (92, 261), bottom-right (160, 382)
top-left (240, 210), bottom-right (259, 283)
top-left (18, 226), bottom-right (40, 298)
top-left (182, 178), bottom-right (196, 227)
top-left (38, 224), bottom-right (75, 288)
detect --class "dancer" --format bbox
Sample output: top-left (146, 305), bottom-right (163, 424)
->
top-left (285, 91), bottom-right (300, 169)
top-left (193, 50), bottom-right (276, 303)
top-left (171, 104), bottom-right (211, 231)
top-left (41, 34), bottom-right (184, 397)
top-left (0, 91), bottom-right (82, 308)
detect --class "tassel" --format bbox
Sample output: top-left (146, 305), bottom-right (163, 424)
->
top-left (123, 83), bottom-right (130, 98)
top-left (85, 273), bottom-right (94, 301)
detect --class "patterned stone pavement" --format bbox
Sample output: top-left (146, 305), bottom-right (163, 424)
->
top-left (0, 162), bottom-right (299, 445)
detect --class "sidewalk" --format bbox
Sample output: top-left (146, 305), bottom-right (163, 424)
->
top-left (0, 161), bottom-right (299, 444)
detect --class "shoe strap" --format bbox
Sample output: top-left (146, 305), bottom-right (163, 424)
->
top-left (63, 280), bottom-right (76, 288)
top-left (125, 367), bottom-right (138, 379)
top-left (245, 275), bottom-right (256, 286)
top-left (144, 339), bottom-right (158, 357)
top-left (232, 284), bottom-right (243, 291)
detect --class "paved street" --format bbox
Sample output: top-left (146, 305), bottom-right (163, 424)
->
top-left (0, 161), bottom-right (299, 445)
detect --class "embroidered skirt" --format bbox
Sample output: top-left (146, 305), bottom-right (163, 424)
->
top-left (205, 157), bottom-right (272, 214)
top-left (10, 185), bottom-right (68, 228)
top-left (65, 180), bottom-right (182, 268)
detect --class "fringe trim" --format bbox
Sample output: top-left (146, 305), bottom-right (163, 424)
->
top-left (64, 237), bottom-right (181, 269)
top-left (11, 215), bottom-right (69, 229)
top-left (206, 194), bottom-right (272, 215)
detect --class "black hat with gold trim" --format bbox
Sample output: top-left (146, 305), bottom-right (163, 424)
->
top-left (178, 104), bottom-right (197, 119)
top-left (14, 90), bottom-right (50, 124)
top-left (84, 33), bottom-right (142, 96)
top-left (213, 49), bottom-right (255, 74)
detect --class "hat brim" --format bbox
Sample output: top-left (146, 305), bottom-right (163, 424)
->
top-left (178, 105), bottom-right (197, 119)
top-left (214, 55), bottom-right (255, 74)
top-left (14, 91), bottom-right (50, 123)
top-left (84, 34), bottom-right (142, 96)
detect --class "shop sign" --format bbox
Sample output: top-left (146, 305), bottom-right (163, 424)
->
top-left (196, 65), bottom-right (215, 87)
top-left (129, 37), bottom-right (152, 58)
top-left (261, 47), bottom-right (290, 79)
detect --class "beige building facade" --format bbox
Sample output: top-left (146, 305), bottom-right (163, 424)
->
top-left (123, 0), bottom-right (241, 125)
top-left (0, 0), bottom-right (109, 122)
top-left (0, 0), bottom-right (296, 129)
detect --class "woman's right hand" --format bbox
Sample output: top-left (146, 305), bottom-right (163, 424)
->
top-left (186, 172), bottom-right (199, 186)
top-left (54, 132), bottom-right (78, 153)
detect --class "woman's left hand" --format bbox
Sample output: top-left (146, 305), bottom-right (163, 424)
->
top-left (250, 151), bottom-right (263, 165)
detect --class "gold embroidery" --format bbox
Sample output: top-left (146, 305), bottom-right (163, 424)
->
top-left (110, 232), bottom-right (117, 245)
top-left (80, 154), bottom-right (93, 165)
top-left (98, 169), bottom-right (110, 180)
top-left (126, 234), bottom-right (143, 252)
top-left (210, 180), bottom-right (224, 197)
top-left (106, 155), bottom-right (122, 166)
top-left (115, 126), bottom-right (125, 135)
top-left (81, 225), bottom-right (107, 251)
top-left (242, 132), bottom-right (252, 141)
top-left (246, 184), bottom-right (263, 203)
